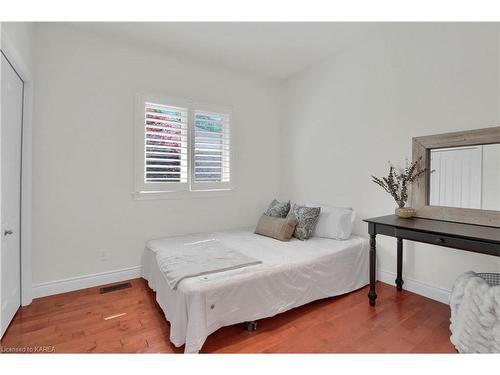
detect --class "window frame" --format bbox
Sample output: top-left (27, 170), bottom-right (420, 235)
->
top-left (133, 93), bottom-right (233, 199)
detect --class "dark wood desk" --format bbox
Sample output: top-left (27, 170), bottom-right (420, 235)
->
top-left (363, 215), bottom-right (500, 306)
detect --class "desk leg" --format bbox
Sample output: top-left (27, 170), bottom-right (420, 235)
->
top-left (368, 234), bottom-right (377, 306)
top-left (396, 238), bottom-right (404, 291)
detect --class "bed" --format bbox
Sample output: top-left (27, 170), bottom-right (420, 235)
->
top-left (142, 227), bottom-right (369, 353)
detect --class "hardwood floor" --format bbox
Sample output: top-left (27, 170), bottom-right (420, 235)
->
top-left (0, 279), bottom-right (456, 353)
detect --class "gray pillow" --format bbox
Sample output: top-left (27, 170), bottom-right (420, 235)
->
top-left (265, 199), bottom-right (291, 218)
top-left (287, 204), bottom-right (321, 240)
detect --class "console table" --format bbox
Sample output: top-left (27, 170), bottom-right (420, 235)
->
top-left (363, 215), bottom-right (500, 306)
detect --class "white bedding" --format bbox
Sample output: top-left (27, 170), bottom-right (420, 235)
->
top-left (142, 227), bottom-right (369, 353)
top-left (156, 239), bottom-right (261, 289)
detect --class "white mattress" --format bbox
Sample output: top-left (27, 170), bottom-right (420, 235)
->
top-left (142, 227), bottom-right (369, 353)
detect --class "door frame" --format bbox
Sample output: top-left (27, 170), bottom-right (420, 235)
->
top-left (1, 27), bottom-right (33, 307)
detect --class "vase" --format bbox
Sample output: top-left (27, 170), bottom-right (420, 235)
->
top-left (395, 207), bottom-right (416, 218)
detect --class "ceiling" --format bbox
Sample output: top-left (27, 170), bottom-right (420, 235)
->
top-left (66, 22), bottom-right (381, 80)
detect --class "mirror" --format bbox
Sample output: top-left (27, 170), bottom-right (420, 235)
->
top-left (429, 144), bottom-right (500, 211)
top-left (412, 126), bottom-right (500, 227)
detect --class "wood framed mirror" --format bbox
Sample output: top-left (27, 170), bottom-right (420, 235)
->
top-left (412, 126), bottom-right (500, 227)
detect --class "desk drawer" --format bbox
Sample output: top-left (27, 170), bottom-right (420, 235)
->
top-left (394, 228), bottom-right (500, 257)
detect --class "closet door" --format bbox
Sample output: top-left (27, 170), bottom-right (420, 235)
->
top-left (1, 52), bottom-right (24, 337)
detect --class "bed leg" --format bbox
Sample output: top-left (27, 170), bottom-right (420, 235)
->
top-left (244, 321), bottom-right (257, 331)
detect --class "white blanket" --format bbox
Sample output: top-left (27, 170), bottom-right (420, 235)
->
top-left (143, 227), bottom-right (369, 353)
top-left (156, 239), bottom-right (261, 289)
top-left (450, 271), bottom-right (500, 353)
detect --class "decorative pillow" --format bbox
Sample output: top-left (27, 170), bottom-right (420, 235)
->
top-left (306, 203), bottom-right (355, 240)
top-left (265, 199), bottom-right (291, 218)
top-left (287, 204), bottom-right (321, 240)
top-left (255, 214), bottom-right (298, 241)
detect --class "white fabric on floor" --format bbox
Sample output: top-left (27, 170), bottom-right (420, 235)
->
top-left (450, 271), bottom-right (500, 353)
top-left (142, 227), bottom-right (369, 353)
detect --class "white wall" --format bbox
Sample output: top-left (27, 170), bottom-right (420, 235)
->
top-left (32, 24), bottom-right (282, 285)
top-left (280, 23), bottom-right (500, 301)
top-left (1, 22), bottom-right (35, 74)
top-left (28, 22), bottom-right (500, 302)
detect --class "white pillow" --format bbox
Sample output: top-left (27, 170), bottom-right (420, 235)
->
top-left (306, 203), bottom-right (355, 240)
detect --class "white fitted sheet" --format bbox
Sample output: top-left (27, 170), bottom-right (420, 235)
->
top-left (142, 227), bottom-right (369, 353)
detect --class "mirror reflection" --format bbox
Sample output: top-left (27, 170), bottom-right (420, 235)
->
top-left (429, 144), bottom-right (500, 211)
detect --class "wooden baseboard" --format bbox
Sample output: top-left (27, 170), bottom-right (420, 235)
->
top-left (378, 269), bottom-right (450, 305)
top-left (30, 265), bottom-right (450, 305)
top-left (32, 266), bottom-right (143, 299)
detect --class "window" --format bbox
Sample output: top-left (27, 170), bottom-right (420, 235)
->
top-left (192, 109), bottom-right (231, 191)
top-left (145, 102), bottom-right (188, 185)
top-left (135, 94), bottom-right (232, 196)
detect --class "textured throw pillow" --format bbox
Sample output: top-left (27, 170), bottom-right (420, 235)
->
top-left (287, 204), bottom-right (321, 240)
top-left (265, 199), bottom-right (291, 218)
top-left (255, 214), bottom-right (298, 241)
top-left (306, 203), bottom-right (355, 240)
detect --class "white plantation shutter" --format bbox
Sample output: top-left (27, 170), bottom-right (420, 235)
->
top-left (192, 109), bottom-right (231, 190)
top-left (144, 102), bottom-right (188, 184)
top-left (135, 94), bottom-right (232, 196)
